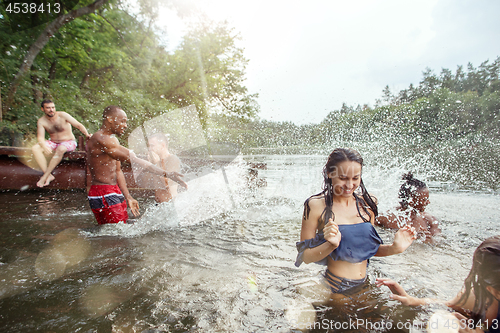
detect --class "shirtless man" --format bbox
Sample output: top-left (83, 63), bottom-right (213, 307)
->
top-left (147, 133), bottom-right (181, 202)
top-left (32, 100), bottom-right (91, 187)
top-left (86, 105), bottom-right (187, 225)
top-left (376, 173), bottom-right (440, 242)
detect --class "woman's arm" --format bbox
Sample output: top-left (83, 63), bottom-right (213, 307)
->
top-left (376, 278), bottom-right (475, 310)
top-left (299, 198), bottom-right (340, 264)
top-left (424, 212), bottom-right (441, 236)
top-left (375, 225), bottom-right (417, 256)
top-left (377, 278), bottom-right (486, 333)
top-left (375, 278), bottom-right (444, 306)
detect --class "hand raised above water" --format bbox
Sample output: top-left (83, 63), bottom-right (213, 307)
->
top-left (375, 278), bottom-right (423, 306)
top-left (166, 171), bottom-right (188, 189)
top-left (392, 225), bottom-right (417, 253)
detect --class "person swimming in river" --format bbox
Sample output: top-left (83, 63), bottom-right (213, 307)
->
top-left (295, 148), bottom-right (417, 294)
top-left (377, 235), bottom-right (500, 333)
top-left (375, 172), bottom-right (440, 241)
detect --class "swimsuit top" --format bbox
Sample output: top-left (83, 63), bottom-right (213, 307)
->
top-left (295, 222), bottom-right (383, 267)
top-left (329, 223), bottom-right (383, 263)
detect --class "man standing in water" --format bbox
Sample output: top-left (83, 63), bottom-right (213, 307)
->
top-left (87, 105), bottom-right (187, 224)
top-left (147, 133), bottom-right (181, 202)
top-left (32, 99), bottom-right (91, 187)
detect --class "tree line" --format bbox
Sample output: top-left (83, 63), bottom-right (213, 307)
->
top-left (1, 0), bottom-right (499, 166)
top-left (0, 0), bottom-right (258, 145)
top-left (210, 57), bottom-right (500, 151)
top-left (208, 57), bottom-right (499, 189)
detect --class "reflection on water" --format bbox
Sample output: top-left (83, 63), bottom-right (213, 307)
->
top-left (0, 155), bottom-right (499, 332)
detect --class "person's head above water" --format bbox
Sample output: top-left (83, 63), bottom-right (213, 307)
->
top-left (148, 133), bottom-right (169, 155)
top-left (458, 235), bottom-right (500, 323)
top-left (398, 172), bottom-right (429, 211)
top-left (321, 148), bottom-right (377, 221)
top-left (102, 105), bottom-right (127, 136)
top-left (323, 148), bottom-right (363, 196)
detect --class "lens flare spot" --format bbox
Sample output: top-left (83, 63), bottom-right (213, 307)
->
top-left (81, 285), bottom-right (124, 317)
top-left (34, 228), bottom-right (91, 281)
top-left (17, 139), bottom-right (42, 171)
top-left (247, 274), bottom-right (258, 293)
top-left (35, 247), bottom-right (67, 281)
top-left (285, 299), bottom-right (316, 329)
top-left (52, 228), bottom-right (91, 268)
top-left (427, 310), bottom-right (459, 333)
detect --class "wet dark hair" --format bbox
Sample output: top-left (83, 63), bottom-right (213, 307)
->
top-left (303, 148), bottom-right (378, 227)
top-left (457, 235), bottom-right (500, 325)
top-left (398, 172), bottom-right (427, 210)
top-left (103, 105), bottom-right (122, 119)
top-left (41, 99), bottom-right (53, 108)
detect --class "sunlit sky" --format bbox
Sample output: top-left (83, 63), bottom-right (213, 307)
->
top-left (158, 0), bottom-right (500, 125)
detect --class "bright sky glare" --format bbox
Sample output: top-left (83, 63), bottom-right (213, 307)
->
top-left (158, 0), bottom-right (500, 125)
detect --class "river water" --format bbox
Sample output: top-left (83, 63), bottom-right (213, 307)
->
top-left (1, 154), bottom-right (499, 333)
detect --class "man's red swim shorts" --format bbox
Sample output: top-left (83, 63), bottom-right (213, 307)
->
top-left (88, 184), bottom-right (128, 224)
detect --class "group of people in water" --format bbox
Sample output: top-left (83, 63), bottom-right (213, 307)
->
top-left (32, 100), bottom-right (187, 225)
top-left (32, 100), bottom-right (499, 332)
top-left (296, 147), bottom-right (500, 332)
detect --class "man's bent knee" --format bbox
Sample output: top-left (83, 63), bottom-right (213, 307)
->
top-left (53, 145), bottom-right (68, 158)
top-left (55, 145), bottom-right (68, 153)
top-left (32, 143), bottom-right (41, 152)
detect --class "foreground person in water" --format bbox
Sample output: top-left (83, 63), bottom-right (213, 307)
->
top-left (377, 235), bottom-right (500, 333)
top-left (87, 105), bottom-right (187, 224)
top-left (376, 172), bottom-right (440, 241)
top-left (295, 148), bottom-right (417, 294)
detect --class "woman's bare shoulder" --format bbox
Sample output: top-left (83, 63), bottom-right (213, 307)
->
top-left (307, 194), bottom-right (326, 208)
top-left (302, 194), bottom-right (326, 223)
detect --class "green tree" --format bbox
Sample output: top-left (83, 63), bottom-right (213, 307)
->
top-left (0, 1), bottom-right (259, 144)
top-left (1, 0), bottom-right (110, 117)
top-left (157, 21), bottom-right (258, 129)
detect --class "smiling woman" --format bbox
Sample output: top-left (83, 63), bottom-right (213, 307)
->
top-left (328, 160), bottom-right (363, 197)
top-left (295, 147), bottom-right (417, 295)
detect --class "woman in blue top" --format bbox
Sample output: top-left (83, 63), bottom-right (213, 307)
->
top-left (296, 148), bottom-right (417, 294)
top-left (377, 235), bottom-right (500, 333)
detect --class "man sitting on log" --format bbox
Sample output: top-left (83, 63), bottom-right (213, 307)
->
top-left (32, 99), bottom-right (91, 187)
